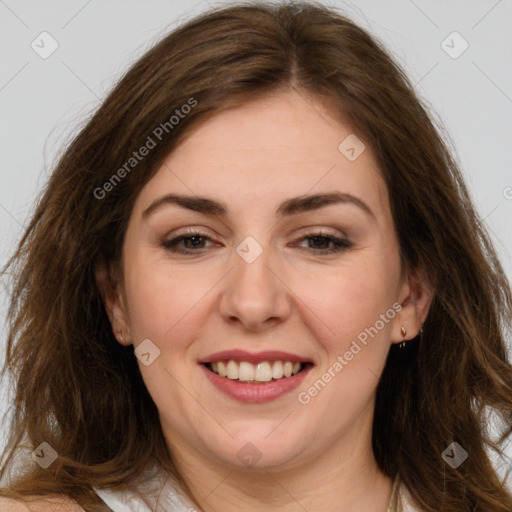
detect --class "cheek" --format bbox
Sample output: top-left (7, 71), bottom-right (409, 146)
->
top-left (288, 251), bottom-right (400, 375)
top-left (301, 258), bottom-right (398, 330)
top-left (123, 252), bottom-right (210, 343)
top-left (294, 266), bottom-right (398, 415)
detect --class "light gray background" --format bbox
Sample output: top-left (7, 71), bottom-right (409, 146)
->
top-left (1, 0), bottom-right (511, 490)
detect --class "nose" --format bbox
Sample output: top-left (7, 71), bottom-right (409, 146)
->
top-left (219, 240), bottom-right (292, 333)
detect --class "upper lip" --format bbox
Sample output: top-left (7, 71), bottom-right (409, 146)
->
top-left (198, 349), bottom-right (313, 365)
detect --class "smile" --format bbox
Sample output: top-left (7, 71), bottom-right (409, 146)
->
top-left (206, 359), bottom-right (308, 383)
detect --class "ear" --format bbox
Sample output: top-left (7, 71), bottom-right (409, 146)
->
top-left (391, 267), bottom-right (433, 343)
top-left (95, 261), bottom-right (133, 346)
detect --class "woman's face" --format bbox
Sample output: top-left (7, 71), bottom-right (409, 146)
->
top-left (105, 89), bottom-right (428, 472)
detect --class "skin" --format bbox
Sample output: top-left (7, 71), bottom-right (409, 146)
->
top-left (97, 88), bottom-right (432, 511)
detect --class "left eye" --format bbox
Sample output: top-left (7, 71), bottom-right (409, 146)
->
top-left (162, 231), bottom-right (352, 255)
top-left (295, 234), bottom-right (352, 254)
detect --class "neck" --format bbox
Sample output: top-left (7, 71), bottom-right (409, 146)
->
top-left (165, 422), bottom-right (394, 511)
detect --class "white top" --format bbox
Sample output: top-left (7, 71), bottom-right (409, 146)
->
top-left (93, 464), bottom-right (193, 511)
top-left (92, 465), bottom-right (423, 511)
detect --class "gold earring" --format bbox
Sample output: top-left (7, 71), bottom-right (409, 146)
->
top-left (399, 326), bottom-right (407, 348)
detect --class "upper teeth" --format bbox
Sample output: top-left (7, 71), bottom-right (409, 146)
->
top-left (210, 360), bottom-right (303, 382)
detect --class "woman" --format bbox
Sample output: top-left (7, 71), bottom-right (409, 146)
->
top-left (1, 1), bottom-right (511, 511)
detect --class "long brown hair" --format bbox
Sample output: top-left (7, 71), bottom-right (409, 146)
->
top-left (1, 1), bottom-right (511, 510)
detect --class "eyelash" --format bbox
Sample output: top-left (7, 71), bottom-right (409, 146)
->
top-left (161, 229), bottom-right (352, 256)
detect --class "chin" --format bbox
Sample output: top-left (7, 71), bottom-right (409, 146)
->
top-left (204, 425), bottom-right (311, 471)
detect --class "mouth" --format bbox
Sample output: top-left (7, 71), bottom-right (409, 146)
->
top-left (198, 349), bottom-right (314, 402)
top-left (203, 359), bottom-right (313, 384)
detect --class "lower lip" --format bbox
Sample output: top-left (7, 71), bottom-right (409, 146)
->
top-left (201, 364), bottom-right (313, 403)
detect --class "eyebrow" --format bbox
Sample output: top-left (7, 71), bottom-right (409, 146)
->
top-left (142, 191), bottom-right (374, 220)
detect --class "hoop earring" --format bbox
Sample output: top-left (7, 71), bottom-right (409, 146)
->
top-left (398, 324), bottom-right (423, 349)
top-left (399, 326), bottom-right (407, 349)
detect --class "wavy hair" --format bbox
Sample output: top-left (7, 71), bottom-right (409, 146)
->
top-left (1, 1), bottom-right (511, 510)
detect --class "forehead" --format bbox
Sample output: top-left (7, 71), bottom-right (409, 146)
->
top-left (134, 90), bottom-right (390, 224)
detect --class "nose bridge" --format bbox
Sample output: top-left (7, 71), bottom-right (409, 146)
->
top-left (234, 234), bottom-right (274, 289)
top-left (219, 234), bottom-right (291, 329)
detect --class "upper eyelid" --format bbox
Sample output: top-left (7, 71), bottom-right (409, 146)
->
top-left (166, 225), bottom-right (348, 240)
top-left (162, 229), bottom-right (350, 252)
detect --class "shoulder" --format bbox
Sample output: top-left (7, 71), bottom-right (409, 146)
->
top-left (0, 495), bottom-right (85, 511)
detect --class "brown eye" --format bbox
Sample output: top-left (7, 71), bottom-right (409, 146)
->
top-left (295, 232), bottom-right (352, 255)
top-left (162, 231), bottom-right (216, 255)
